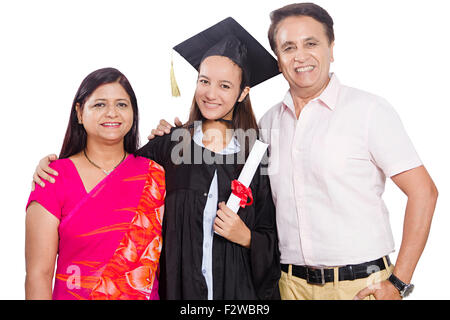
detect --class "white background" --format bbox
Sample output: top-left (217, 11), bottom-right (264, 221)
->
top-left (0, 0), bottom-right (449, 300)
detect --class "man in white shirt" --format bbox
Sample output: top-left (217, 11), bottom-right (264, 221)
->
top-left (256, 2), bottom-right (437, 300)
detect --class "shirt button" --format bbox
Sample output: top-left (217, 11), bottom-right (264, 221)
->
top-left (208, 194), bottom-right (213, 198)
top-left (202, 269), bottom-right (207, 274)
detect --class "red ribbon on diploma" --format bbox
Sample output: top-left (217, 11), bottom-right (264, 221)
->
top-left (231, 180), bottom-right (253, 208)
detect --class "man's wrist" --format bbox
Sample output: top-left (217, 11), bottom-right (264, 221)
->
top-left (388, 273), bottom-right (415, 298)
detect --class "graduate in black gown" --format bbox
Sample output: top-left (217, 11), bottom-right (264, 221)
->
top-left (138, 18), bottom-right (281, 300)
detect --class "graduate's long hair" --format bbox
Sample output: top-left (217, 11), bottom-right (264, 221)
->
top-left (59, 68), bottom-right (140, 159)
top-left (185, 65), bottom-right (258, 162)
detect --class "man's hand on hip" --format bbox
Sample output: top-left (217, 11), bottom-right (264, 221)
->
top-left (353, 280), bottom-right (401, 300)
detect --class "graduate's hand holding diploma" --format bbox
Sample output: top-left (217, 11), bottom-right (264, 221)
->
top-left (214, 202), bottom-right (251, 248)
top-left (214, 140), bottom-right (269, 249)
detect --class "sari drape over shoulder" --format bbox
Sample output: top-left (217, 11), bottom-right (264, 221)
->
top-left (27, 155), bottom-right (165, 300)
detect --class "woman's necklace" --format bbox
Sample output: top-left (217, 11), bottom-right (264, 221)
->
top-left (84, 149), bottom-right (127, 175)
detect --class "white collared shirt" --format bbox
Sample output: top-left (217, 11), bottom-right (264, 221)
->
top-left (193, 124), bottom-right (240, 299)
top-left (259, 74), bottom-right (422, 267)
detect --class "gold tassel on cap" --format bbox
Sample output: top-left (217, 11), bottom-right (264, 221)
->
top-left (170, 55), bottom-right (181, 97)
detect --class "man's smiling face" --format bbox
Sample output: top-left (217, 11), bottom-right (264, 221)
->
top-left (275, 15), bottom-right (334, 98)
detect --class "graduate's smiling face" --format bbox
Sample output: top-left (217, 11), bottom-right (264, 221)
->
top-left (76, 82), bottom-right (134, 144)
top-left (195, 55), bottom-right (249, 121)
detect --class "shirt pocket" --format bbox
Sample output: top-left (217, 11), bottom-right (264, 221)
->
top-left (346, 153), bottom-right (373, 179)
top-left (322, 135), bottom-right (370, 177)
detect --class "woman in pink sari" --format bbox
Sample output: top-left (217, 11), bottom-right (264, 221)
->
top-left (25, 68), bottom-right (165, 300)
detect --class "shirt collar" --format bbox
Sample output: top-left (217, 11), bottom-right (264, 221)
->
top-left (193, 123), bottom-right (240, 155)
top-left (282, 73), bottom-right (341, 112)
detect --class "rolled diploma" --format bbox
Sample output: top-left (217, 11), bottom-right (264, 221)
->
top-left (226, 140), bottom-right (269, 213)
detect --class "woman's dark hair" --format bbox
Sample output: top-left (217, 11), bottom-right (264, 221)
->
top-left (59, 67), bottom-right (140, 159)
top-left (185, 62), bottom-right (258, 162)
top-left (268, 3), bottom-right (335, 54)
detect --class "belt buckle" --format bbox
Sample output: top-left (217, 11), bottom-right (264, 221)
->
top-left (306, 267), bottom-right (326, 285)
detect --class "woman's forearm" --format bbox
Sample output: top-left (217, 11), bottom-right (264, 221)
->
top-left (25, 273), bottom-right (53, 300)
top-left (25, 203), bottom-right (60, 300)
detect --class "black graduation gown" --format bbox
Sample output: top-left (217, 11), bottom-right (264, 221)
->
top-left (137, 127), bottom-right (280, 300)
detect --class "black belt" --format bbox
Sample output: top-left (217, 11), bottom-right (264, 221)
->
top-left (281, 256), bottom-right (391, 285)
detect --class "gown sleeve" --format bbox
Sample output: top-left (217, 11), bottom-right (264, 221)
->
top-left (136, 127), bottom-right (182, 166)
top-left (249, 155), bottom-right (281, 300)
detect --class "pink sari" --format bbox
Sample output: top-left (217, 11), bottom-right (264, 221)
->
top-left (27, 155), bottom-right (165, 300)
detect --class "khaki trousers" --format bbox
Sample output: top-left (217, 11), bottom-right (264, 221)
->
top-left (279, 257), bottom-right (394, 300)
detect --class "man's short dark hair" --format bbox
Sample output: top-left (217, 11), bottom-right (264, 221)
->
top-left (268, 3), bottom-right (335, 54)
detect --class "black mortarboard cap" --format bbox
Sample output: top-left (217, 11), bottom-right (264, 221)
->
top-left (173, 17), bottom-right (280, 88)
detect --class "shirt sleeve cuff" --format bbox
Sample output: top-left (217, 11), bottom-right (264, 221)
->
top-left (385, 159), bottom-right (423, 178)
